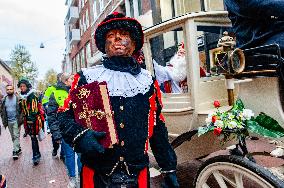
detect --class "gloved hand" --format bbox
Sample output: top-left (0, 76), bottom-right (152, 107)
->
top-left (162, 171), bottom-right (179, 188)
top-left (74, 130), bottom-right (106, 156)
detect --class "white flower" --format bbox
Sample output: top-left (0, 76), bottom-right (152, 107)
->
top-left (214, 120), bottom-right (224, 128)
top-left (205, 117), bottom-right (212, 125)
top-left (228, 121), bottom-right (238, 129)
top-left (227, 112), bottom-right (234, 120)
top-left (243, 109), bottom-right (254, 120)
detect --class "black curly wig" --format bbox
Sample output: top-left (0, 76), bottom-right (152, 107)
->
top-left (17, 78), bottom-right (32, 89)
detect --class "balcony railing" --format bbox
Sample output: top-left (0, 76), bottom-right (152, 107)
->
top-left (66, 6), bottom-right (79, 25)
top-left (69, 29), bottom-right (80, 45)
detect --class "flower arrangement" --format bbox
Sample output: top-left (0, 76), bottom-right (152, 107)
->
top-left (198, 99), bottom-right (284, 142)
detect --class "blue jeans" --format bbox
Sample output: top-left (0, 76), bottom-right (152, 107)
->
top-left (61, 139), bottom-right (82, 177)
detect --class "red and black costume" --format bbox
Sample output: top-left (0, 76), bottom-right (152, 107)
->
top-left (18, 78), bottom-right (43, 165)
top-left (58, 13), bottom-right (179, 187)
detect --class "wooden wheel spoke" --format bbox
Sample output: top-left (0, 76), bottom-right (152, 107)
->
top-left (219, 171), bottom-right (237, 187)
top-left (234, 172), bottom-right (244, 188)
top-left (202, 183), bottom-right (211, 188)
top-left (213, 171), bottom-right (228, 188)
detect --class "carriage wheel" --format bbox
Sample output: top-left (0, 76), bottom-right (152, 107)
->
top-left (194, 155), bottom-right (284, 188)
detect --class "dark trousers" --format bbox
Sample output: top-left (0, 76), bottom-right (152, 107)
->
top-left (31, 136), bottom-right (40, 159)
top-left (51, 136), bottom-right (65, 156)
top-left (52, 136), bottom-right (60, 151)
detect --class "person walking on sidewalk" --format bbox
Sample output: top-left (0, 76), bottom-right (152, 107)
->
top-left (18, 78), bottom-right (44, 165)
top-left (0, 85), bottom-right (23, 160)
top-left (47, 73), bottom-right (82, 188)
top-left (43, 74), bottom-right (65, 160)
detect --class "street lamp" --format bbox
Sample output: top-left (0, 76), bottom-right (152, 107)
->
top-left (40, 42), bottom-right (45, 48)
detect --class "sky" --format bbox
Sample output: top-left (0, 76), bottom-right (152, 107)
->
top-left (0, 0), bottom-right (67, 79)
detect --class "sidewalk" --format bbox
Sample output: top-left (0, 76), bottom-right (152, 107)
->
top-left (0, 125), bottom-right (68, 188)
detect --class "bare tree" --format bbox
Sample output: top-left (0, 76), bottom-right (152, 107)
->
top-left (10, 45), bottom-right (38, 84)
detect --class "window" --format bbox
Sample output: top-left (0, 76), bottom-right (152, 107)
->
top-left (86, 42), bottom-right (92, 66)
top-left (204, 0), bottom-right (224, 11)
top-left (149, 28), bottom-right (188, 93)
top-left (196, 25), bottom-right (231, 76)
top-left (76, 54), bottom-right (81, 71)
top-left (86, 10), bottom-right (89, 29)
top-left (93, 1), bottom-right (98, 20)
top-left (72, 58), bottom-right (76, 73)
top-left (160, 0), bottom-right (202, 20)
top-left (99, 0), bottom-right (104, 12)
top-left (80, 49), bottom-right (85, 68)
top-left (125, 0), bottom-right (142, 18)
top-left (79, 19), bottom-right (82, 36)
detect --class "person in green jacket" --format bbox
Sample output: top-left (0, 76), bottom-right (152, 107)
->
top-left (47, 73), bottom-right (82, 187)
top-left (43, 73), bottom-right (65, 159)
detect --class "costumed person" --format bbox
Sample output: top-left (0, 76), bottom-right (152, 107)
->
top-left (58, 12), bottom-right (179, 187)
top-left (224, 0), bottom-right (284, 157)
top-left (18, 78), bottom-right (43, 165)
top-left (153, 42), bottom-right (188, 93)
top-left (0, 85), bottom-right (23, 160)
top-left (47, 73), bottom-right (82, 188)
top-left (43, 73), bottom-right (65, 160)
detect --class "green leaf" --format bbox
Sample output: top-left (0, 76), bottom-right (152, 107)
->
top-left (255, 112), bottom-right (284, 133)
top-left (198, 126), bottom-right (214, 136)
top-left (198, 127), bottom-right (208, 136)
top-left (232, 98), bottom-right (244, 110)
top-left (247, 120), bottom-right (284, 138)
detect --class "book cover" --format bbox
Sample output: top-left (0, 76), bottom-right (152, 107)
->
top-left (70, 81), bottom-right (118, 148)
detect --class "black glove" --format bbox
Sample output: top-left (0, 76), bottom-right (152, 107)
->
top-left (74, 130), bottom-right (106, 156)
top-left (162, 171), bottom-right (179, 188)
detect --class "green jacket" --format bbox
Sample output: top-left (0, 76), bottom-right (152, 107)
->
top-left (47, 82), bottom-right (69, 141)
top-left (42, 85), bottom-right (56, 105)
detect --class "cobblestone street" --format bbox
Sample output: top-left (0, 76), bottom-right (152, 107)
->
top-left (0, 125), bottom-right (69, 188)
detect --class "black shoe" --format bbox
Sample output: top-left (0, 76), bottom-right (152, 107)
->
top-left (52, 149), bottom-right (57, 158)
top-left (17, 148), bottom-right (22, 155)
top-left (12, 151), bottom-right (19, 160)
top-left (33, 153), bottom-right (41, 166)
top-left (23, 133), bottom-right (28, 138)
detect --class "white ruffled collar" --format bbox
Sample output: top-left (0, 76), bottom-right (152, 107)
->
top-left (19, 89), bottom-right (35, 100)
top-left (82, 65), bottom-right (153, 97)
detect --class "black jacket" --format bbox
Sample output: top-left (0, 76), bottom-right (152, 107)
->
top-left (224, 0), bottom-right (284, 50)
top-left (47, 82), bottom-right (70, 141)
top-left (0, 95), bottom-right (23, 128)
top-left (58, 71), bottom-right (177, 174)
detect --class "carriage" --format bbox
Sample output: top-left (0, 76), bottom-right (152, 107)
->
top-left (142, 11), bottom-right (284, 187)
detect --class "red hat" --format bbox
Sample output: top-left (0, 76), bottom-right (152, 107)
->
top-left (95, 12), bottom-right (144, 54)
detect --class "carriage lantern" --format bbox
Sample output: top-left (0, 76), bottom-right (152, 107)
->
top-left (217, 31), bottom-right (245, 105)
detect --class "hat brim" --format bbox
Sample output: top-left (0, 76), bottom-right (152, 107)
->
top-left (95, 18), bottom-right (144, 54)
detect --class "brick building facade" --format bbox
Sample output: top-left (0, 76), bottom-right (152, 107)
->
top-left (63, 0), bottom-right (225, 73)
top-left (0, 59), bottom-right (14, 96)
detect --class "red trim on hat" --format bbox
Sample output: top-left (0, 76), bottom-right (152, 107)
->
top-left (97, 17), bottom-right (142, 28)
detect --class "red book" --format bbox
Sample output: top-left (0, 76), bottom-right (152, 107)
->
top-left (70, 81), bottom-right (118, 148)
